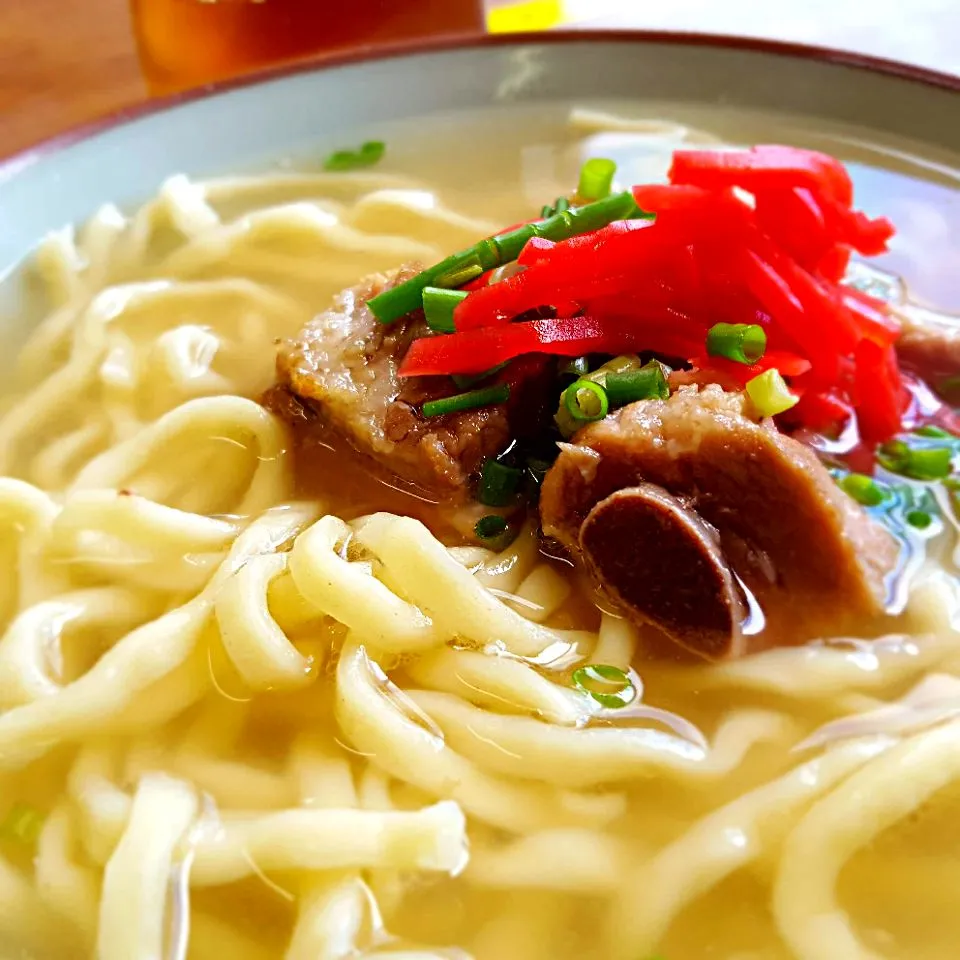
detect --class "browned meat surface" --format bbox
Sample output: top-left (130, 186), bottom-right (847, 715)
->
top-left (541, 385), bottom-right (898, 660)
top-left (895, 304), bottom-right (960, 388)
top-left (581, 484), bottom-right (748, 659)
top-left (267, 266), bottom-right (553, 499)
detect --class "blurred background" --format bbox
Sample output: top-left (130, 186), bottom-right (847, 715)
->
top-left (1, 0), bottom-right (957, 158)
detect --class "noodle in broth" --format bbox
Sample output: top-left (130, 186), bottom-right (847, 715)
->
top-left (1, 105), bottom-right (960, 960)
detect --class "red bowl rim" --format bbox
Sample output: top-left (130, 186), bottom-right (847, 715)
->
top-left (4, 28), bottom-right (960, 174)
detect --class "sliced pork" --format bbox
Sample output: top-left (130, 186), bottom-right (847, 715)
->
top-left (267, 266), bottom-right (553, 499)
top-left (895, 304), bottom-right (960, 389)
top-left (540, 385), bottom-right (898, 659)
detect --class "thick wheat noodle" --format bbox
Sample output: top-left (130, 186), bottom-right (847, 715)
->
top-left (355, 514), bottom-right (567, 658)
top-left (35, 805), bottom-right (100, 951)
top-left (214, 552), bottom-right (318, 691)
top-left (97, 774), bottom-right (199, 960)
top-left (466, 828), bottom-right (628, 893)
top-left (407, 692), bottom-right (798, 788)
top-left (0, 504), bottom-right (316, 769)
top-left (285, 742), bottom-right (367, 960)
top-left (169, 751), bottom-right (296, 811)
top-left (405, 647), bottom-right (591, 726)
top-left (608, 736), bottom-right (897, 958)
top-left (774, 718), bottom-right (960, 960)
top-left (1, 139), bottom-right (959, 960)
top-left (0, 586), bottom-right (161, 708)
top-left (335, 639), bottom-right (625, 834)
top-left (157, 204), bottom-right (441, 278)
top-left (289, 516), bottom-right (441, 654)
top-left (187, 801), bottom-right (467, 886)
top-left (0, 850), bottom-right (79, 956)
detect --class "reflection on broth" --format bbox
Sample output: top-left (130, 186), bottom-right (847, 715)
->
top-left (1, 101), bottom-right (960, 960)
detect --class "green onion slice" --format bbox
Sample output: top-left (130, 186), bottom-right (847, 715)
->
top-left (877, 439), bottom-right (909, 474)
top-left (879, 440), bottom-right (953, 481)
top-left (745, 369), bottom-right (798, 417)
top-left (605, 360), bottom-right (670, 407)
top-left (433, 254), bottom-right (484, 289)
top-left (451, 361), bottom-right (509, 391)
top-left (564, 380), bottom-right (609, 423)
top-left (578, 158), bottom-right (617, 201)
top-left (572, 664), bottom-right (636, 709)
top-left (422, 287), bottom-right (467, 333)
top-left (705, 322), bottom-right (767, 364)
top-left (906, 447), bottom-right (953, 480)
top-left (367, 190), bottom-right (648, 324)
top-left (915, 425), bottom-right (954, 439)
top-left (475, 514), bottom-right (509, 540)
top-left (421, 384), bottom-right (509, 419)
top-left (0, 802), bottom-right (44, 846)
top-left (839, 473), bottom-right (888, 507)
top-left (478, 459), bottom-right (524, 507)
top-left (323, 140), bottom-right (385, 172)
top-left (906, 510), bottom-right (933, 529)
top-left (541, 196), bottom-right (571, 218)
top-left (831, 466), bottom-right (943, 546)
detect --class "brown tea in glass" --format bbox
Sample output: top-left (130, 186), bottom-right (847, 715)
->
top-left (131, 0), bottom-right (486, 94)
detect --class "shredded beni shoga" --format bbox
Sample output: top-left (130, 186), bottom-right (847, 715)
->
top-left (368, 145), bottom-right (914, 440)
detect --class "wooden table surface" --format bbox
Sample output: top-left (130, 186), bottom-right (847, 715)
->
top-left (2, 0), bottom-right (957, 161)
top-left (1, 0), bottom-right (146, 158)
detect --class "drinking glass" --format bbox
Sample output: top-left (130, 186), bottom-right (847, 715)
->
top-left (130, 0), bottom-right (488, 94)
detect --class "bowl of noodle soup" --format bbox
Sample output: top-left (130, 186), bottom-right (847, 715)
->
top-left (2, 31), bottom-right (960, 960)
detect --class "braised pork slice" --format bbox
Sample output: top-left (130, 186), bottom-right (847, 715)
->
top-left (267, 266), bottom-right (552, 498)
top-left (541, 385), bottom-right (898, 659)
top-left (895, 304), bottom-right (960, 389)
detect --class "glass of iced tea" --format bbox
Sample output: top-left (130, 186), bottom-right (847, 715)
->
top-left (131, 0), bottom-right (487, 95)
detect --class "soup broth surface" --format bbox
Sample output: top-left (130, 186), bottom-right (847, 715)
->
top-left (1, 100), bottom-right (960, 960)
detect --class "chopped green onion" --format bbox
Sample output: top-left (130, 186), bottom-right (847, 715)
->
top-left (475, 514), bottom-right (509, 540)
top-left (478, 459), bottom-right (524, 507)
top-left (706, 322), bottom-right (767, 364)
top-left (577, 158), bottom-right (617, 201)
top-left (367, 190), bottom-right (648, 324)
top-left (434, 255), bottom-right (484, 289)
top-left (915, 425), bottom-right (954, 439)
top-left (908, 447), bottom-right (954, 479)
top-left (745, 369), bottom-right (798, 417)
top-left (422, 287), bottom-right (467, 333)
top-left (421, 384), bottom-right (509, 418)
top-left (474, 514), bottom-right (516, 549)
top-left (879, 440), bottom-right (953, 480)
top-left (540, 196), bottom-right (571, 219)
top-left (839, 473), bottom-right (888, 507)
top-left (560, 356), bottom-right (590, 378)
top-left (832, 466), bottom-right (943, 548)
top-left (564, 379), bottom-right (609, 423)
top-left (605, 360), bottom-right (670, 407)
top-left (451, 361), bottom-right (509, 390)
top-left (589, 354), bottom-right (645, 382)
top-left (0, 802), bottom-right (44, 846)
top-left (571, 664), bottom-right (635, 709)
top-left (877, 439), bottom-right (909, 473)
top-left (555, 356), bottom-right (651, 438)
top-left (323, 140), bottom-right (385, 172)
